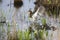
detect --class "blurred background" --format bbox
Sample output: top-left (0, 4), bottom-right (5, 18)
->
top-left (0, 0), bottom-right (60, 40)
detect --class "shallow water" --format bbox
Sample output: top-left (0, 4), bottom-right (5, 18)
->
top-left (0, 0), bottom-right (60, 40)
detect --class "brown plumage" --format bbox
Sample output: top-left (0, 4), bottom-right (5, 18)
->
top-left (28, 9), bottom-right (33, 18)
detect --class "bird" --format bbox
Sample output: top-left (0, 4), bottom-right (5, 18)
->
top-left (32, 7), bottom-right (40, 21)
top-left (28, 9), bottom-right (33, 18)
top-left (32, 6), bottom-right (45, 21)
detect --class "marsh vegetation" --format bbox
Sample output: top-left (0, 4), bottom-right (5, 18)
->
top-left (0, 0), bottom-right (60, 40)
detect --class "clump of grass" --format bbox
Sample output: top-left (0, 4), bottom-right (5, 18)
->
top-left (17, 30), bottom-right (48, 40)
top-left (17, 21), bottom-right (48, 40)
top-left (17, 30), bottom-right (23, 40)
